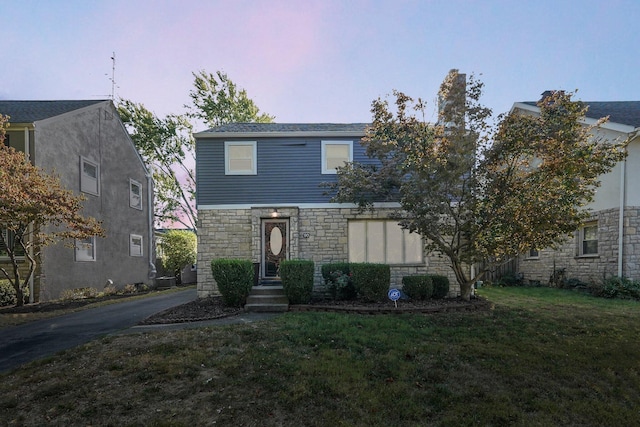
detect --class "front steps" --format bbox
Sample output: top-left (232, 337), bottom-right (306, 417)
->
top-left (244, 285), bottom-right (289, 312)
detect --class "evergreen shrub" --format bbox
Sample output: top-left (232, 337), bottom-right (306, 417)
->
top-left (211, 259), bottom-right (254, 307)
top-left (280, 260), bottom-right (315, 304)
top-left (430, 275), bottom-right (450, 299)
top-left (351, 263), bottom-right (390, 302)
top-left (402, 275), bottom-right (433, 300)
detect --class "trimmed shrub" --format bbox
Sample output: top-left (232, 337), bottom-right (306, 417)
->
top-left (402, 275), bottom-right (433, 300)
top-left (321, 262), bottom-right (351, 282)
top-left (280, 260), bottom-right (315, 304)
top-left (321, 262), bottom-right (356, 300)
top-left (0, 279), bottom-right (30, 307)
top-left (430, 275), bottom-right (450, 299)
top-left (211, 259), bottom-right (254, 307)
top-left (351, 263), bottom-right (390, 302)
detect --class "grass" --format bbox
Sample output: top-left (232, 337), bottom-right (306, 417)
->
top-left (0, 285), bottom-right (194, 328)
top-left (1, 286), bottom-right (640, 425)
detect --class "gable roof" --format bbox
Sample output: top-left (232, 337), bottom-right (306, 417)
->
top-left (0, 100), bottom-right (106, 123)
top-left (523, 101), bottom-right (640, 128)
top-left (195, 122), bottom-right (369, 138)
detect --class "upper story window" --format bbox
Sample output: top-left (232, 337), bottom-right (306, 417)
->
top-left (321, 141), bottom-right (353, 174)
top-left (225, 141), bottom-right (257, 175)
top-left (129, 179), bottom-right (143, 210)
top-left (580, 222), bottom-right (598, 256)
top-left (348, 220), bottom-right (423, 265)
top-left (130, 234), bottom-right (143, 257)
top-left (528, 248), bottom-right (539, 259)
top-left (80, 156), bottom-right (99, 196)
top-left (75, 236), bottom-right (96, 262)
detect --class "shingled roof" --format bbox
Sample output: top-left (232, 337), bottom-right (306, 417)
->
top-left (0, 100), bottom-right (106, 123)
top-left (198, 122), bottom-right (369, 135)
top-left (523, 100), bottom-right (640, 128)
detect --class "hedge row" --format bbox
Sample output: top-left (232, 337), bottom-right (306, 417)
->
top-left (211, 259), bottom-right (450, 307)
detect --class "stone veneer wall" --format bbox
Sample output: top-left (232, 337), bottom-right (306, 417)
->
top-left (517, 207), bottom-right (640, 285)
top-left (197, 206), bottom-right (460, 298)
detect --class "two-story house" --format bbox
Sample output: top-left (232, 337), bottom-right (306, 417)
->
top-left (513, 100), bottom-right (640, 284)
top-left (195, 123), bottom-right (456, 298)
top-left (0, 100), bottom-right (156, 301)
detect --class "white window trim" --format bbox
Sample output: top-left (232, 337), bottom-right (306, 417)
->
top-left (80, 156), bottom-right (100, 196)
top-left (130, 234), bottom-right (144, 257)
top-left (348, 220), bottom-right (423, 265)
top-left (527, 248), bottom-right (540, 259)
top-left (224, 141), bottom-right (257, 175)
top-left (129, 178), bottom-right (143, 210)
top-left (75, 236), bottom-right (96, 262)
top-left (321, 140), bottom-right (353, 174)
top-left (579, 222), bottom-right (599, 257)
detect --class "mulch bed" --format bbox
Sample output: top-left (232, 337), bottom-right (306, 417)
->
top-left (140, 295), bottom-right (493, 325)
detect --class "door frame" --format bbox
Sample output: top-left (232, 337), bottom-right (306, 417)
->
top-left (261, 218), bottom-right (289, 279)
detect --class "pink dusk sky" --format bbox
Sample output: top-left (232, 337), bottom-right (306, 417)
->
top-left (2, 0), bottom-right (639, 129)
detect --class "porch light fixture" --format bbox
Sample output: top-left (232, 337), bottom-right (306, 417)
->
top-left (271, 208), bottom-right (279, 218)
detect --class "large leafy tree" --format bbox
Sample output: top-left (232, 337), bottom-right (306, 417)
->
top-left (118, 70), bottom-right (274, 230)
top-left (117, 102), bottom-right (196, 230)
top-left (329, 70), bottom-right (627, 300)
top-left (0, 115), bottom-right (105, 305)
top-left (159, 229), bottom-right (197, 284)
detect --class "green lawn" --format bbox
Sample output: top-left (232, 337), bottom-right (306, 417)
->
top-left (1, 287), bottom-right (639, 426)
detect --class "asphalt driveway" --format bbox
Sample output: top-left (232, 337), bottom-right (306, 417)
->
top-left (0, 287), bottom-right (197, 374)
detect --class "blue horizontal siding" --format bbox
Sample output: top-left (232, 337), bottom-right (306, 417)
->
top-left (196, 137), bottom-right (375, 205)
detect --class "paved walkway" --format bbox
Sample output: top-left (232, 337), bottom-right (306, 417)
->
top-left (0, 288), bottom-right (277, 374)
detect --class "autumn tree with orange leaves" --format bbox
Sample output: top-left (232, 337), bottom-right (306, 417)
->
top-left (329, 70), bottom-right (627, 300)
top-left (0, 114), bottom-right (105, 306)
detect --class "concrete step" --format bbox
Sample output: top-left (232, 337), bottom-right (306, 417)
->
top-left (245, 285), bottom-right (289, 312)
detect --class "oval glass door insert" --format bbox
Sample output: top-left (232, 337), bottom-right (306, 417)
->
top-left (270, 226), bottom-right (283, 256)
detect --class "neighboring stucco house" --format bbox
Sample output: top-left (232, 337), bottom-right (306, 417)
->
top-left (513, 100), bottom-right (640, 284)
top-left (0, 100), bottom-right (156, 301)
top-left (195, 123), bottom-right (457, 299)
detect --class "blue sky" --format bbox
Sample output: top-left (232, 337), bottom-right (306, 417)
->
top-left (2, 0), bottom-right (639, 129)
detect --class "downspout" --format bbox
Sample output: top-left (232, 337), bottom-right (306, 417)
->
top-left (147, 173), bottom-right (157, 280)
top-left (618, 130), bottom-right (638, 277)
top-left (25, 127), bottom-right (34, 303)
top-left (617, 151), bottom-right (626, 277)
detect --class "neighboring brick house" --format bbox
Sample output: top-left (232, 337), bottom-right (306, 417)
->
top-left (0, 100), bottom-right (156, 301)
top-left (195, 123), bottom-right (457, 299)
top-left (513, 100), bottom-right (640, 284)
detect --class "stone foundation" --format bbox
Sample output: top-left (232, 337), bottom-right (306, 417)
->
top-left (517, 207), bottom-right (640, 285)
top-left (197, 206), bottom-right (460, 298)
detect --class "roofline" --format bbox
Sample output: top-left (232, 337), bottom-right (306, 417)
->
top-left (194, 130), bottom-right (367, 139)
top-left (511, 102), bottom-right (637, 134)
top-left (34, 100), bottom-right (111, 126)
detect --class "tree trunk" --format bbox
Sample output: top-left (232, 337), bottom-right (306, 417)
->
top-left (459, 281), bottom-right (474, 301)
top-left (14, 283), bottom-right (24, 307)
top-left (451, 259), bottom-right (473, 301)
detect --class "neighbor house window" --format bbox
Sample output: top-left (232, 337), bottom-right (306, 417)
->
top-left (130, 234), bottom-right (143, 257)
top-left (1, 229), bottom-right (25, 257)
top-left (75, 236), bottom-right (96, 262)
top-left (528, 248), bottom-right (539, 259)
top-left (580, 222), bottom-right (598, 256)
top-left (348, 220), bottom-right (423, 264)
top-left (225, 141), bottom-right (257, 175)
top-left (321, 141), bottom-right (353, 174)
top-left (80, 156), bottom-right (99, 195)
top-left (129, 179), bottom-right (143, 210)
